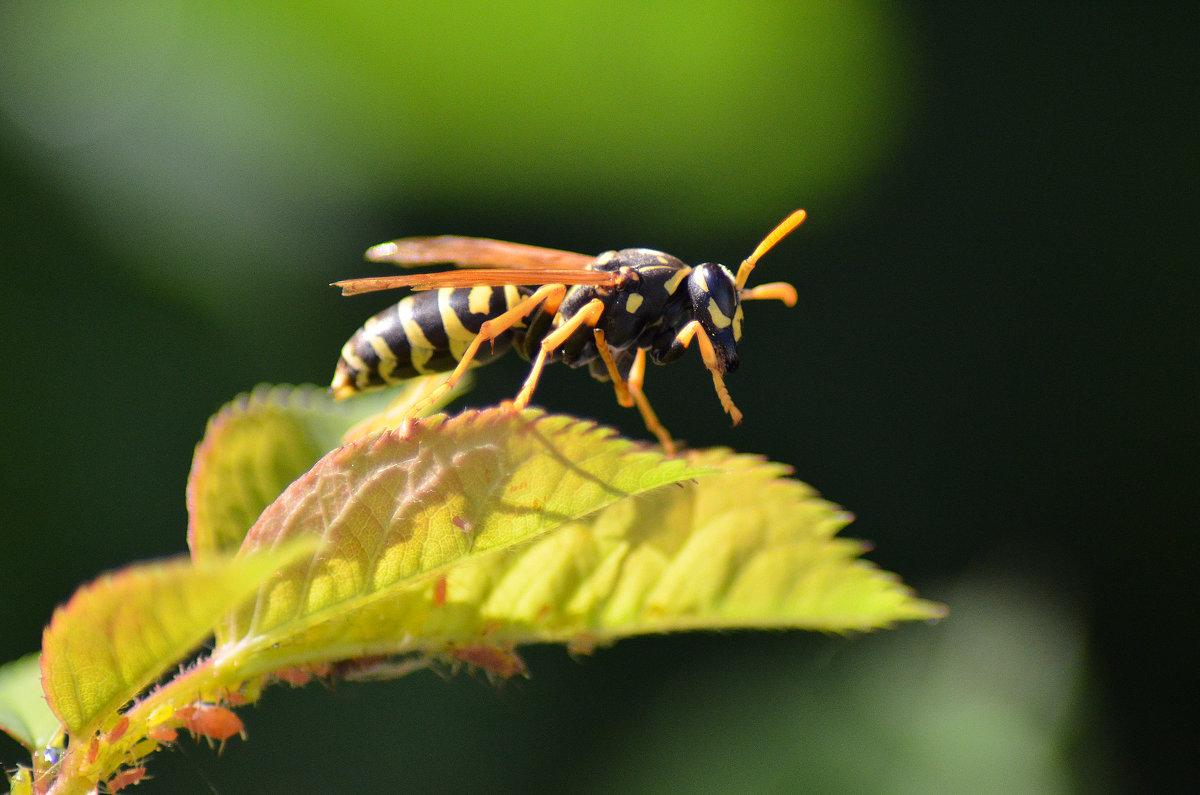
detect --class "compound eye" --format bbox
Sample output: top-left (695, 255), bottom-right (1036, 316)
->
top-left (689, 264), bottom-right (739, 333)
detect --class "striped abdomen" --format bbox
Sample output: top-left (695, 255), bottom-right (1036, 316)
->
top-left (331, 285), bottom-right (524, 397)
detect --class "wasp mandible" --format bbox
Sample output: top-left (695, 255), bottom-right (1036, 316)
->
top-left (331, 209), bottom-right (806, 454)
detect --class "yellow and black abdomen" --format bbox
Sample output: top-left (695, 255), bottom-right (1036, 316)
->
top-left (332, 285), bottom-right (524, 398)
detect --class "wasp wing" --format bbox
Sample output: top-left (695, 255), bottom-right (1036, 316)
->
top-left (365, 236), bottom-right (596, 270)
top-left (334, 268), bottom-right (621, 296)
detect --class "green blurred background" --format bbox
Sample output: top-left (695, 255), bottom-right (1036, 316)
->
top-left (1, 2), bottom-right (1194, 792)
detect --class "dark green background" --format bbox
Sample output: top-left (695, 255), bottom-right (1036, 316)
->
top-left (1, 3), bottom-right (1194, 792)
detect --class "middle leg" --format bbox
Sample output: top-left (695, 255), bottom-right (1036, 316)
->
top-left (511, 298), bottom-right (607, 410)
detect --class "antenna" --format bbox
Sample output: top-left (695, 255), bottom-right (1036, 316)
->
top-left (734, 209), bottom-right (807, 290)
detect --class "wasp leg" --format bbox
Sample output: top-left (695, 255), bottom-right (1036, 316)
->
top-left (674, 320), bottom-right (743, 425)
top-left (625, 347), bottom-right (677, 455)
top-left (511, 298), bottom-right (606, 410)
top-left (592, 329), bottom-right (634, 407)
top-left (739, 281), bottom-right (798, 307)
top-left (591, 335), bottom-right (676, 454)
top-left (409, 283), bottom-right (567, 418)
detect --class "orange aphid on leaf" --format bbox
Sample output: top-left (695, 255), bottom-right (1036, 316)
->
top-left (178, 703), bottom-right (245, 742)
top-left (447, 645), bottom-right (527, 678)
top-left (274, 667), bottom-right (314, 687)
top-left (147, 724), bottom-right (178, 744)
top-left (106, 765), bottom-right (147, 792)
top-left (274, 663), bottom-right (332, 687)
top-left (105, 716), bottom-right (130, 743)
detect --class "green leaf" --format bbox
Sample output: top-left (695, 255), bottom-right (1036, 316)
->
top-left (536, 448), bottom-right (947, 636)
top-left (483, 448), bottom-right (945, 638)
top-left (216, 408), bottom-right (705, 670)
top-left (0, 653), bottom-right (61, 751)
top-left (187, 378), bottom-right (464, 562)
top-left (279, 449), bottom-right (944, 658)
top-left (40, 544), bottom-right (314, 739)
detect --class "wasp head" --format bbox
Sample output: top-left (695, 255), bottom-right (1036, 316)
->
top-left (687, 263), bottom-right (743, 374)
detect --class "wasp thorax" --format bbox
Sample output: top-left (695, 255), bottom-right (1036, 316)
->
top-left (688, 263), bottom-right (741, 373)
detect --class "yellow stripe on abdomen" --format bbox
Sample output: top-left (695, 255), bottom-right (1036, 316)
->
top-left (397, 297), bottom-right (437, 374)
top-left (438, 289), bottom-right (476, 361)
top-left (468, 285), bottom-right (493, 315)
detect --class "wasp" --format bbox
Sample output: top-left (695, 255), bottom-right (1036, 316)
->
top-left (331, 209), bottom-right (806, 454)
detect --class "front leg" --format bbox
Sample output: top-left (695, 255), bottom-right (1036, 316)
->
top-left (672, 320), bottom-right (743, 425)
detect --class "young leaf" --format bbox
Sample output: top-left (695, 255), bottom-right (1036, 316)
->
top-left (278, 449), bottom-right (944, 660)
top-left (187, 378), bottom-right (464, 562)
top-left (0, 653), bottom-right (61, 751)
top-left (487, 448), bottom-right (945, 638)
top-left (40, 543), bottom-right (314, 739)
top-left (215, 408), bottom-right (706, 671)
top-left (554, 448), bottom-right (947, 635)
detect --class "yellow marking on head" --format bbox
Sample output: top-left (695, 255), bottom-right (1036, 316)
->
top-left (707, 298), bottom-right (733, 329)
top-left (625, 292), bottom-right (644, 314)
top-left (467, 285), bottom-right (493, 315)
top-left (733, 305), bottom-right (744, 340)
top-left (397, 298), bottom-right (436, 373)
top-left (663, 266), bottom-right (690, 295)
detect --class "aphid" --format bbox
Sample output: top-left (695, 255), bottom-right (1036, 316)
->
top-left (146, 724), bottom-right (178, 744)
top-left (105, 716), bottom-right (130, 743)
top-left (447, 645), bottom-right (528, 679)
top-left (177, 703), bottom-right (245, 743)
top-left (105, 766), bottom-right (147, 792)
top-left (332, 210), bottom-right (805, 453)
